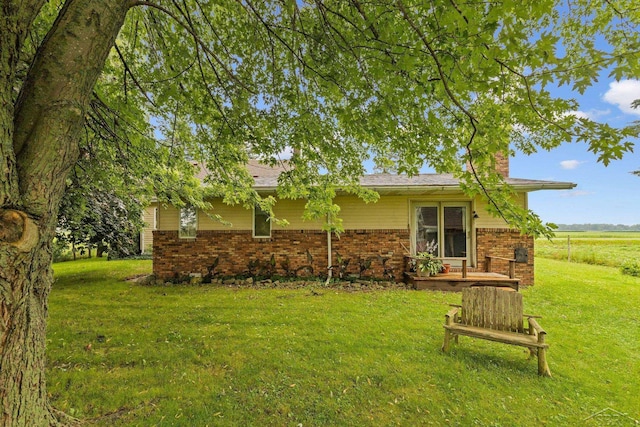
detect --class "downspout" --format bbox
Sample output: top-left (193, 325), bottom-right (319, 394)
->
top-left (325, 215), bottom-right (333, 286)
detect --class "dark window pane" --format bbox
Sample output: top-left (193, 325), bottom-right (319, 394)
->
top-left (254, 206), bottom-right (271, 237)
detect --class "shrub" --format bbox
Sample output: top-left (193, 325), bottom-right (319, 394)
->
top-left (620, 260), bottom-right (640, 277)
top-left (52, 239), bottom-right (73, 263)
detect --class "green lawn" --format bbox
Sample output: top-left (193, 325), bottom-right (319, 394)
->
top-left (48, 257), bottom-right (640, 426)
top-left (536, 231), bottom-right (640, 267)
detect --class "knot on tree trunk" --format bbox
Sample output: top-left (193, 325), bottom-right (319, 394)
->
top-left (0, 209), bottom-right (39, 252)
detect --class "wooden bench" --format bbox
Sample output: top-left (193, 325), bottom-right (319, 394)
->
top-left (442, 286), bottom-right (551, 376)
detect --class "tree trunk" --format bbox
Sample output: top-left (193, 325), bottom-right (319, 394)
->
top-left (1, 1), bottom-right (131, 425)
top-left (0, 227), bottom-right (58, 426)
top-left (97, 243), bottom-right (106, 258)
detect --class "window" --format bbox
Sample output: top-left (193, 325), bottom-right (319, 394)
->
top-left (179, 205), bottom-right (197, 238)
top-left (413, 202), bottom-right (470, 266)
top-left (253, 205), bottom-right (271, 238)
top-left (153, 207), bottom-right (158, 230)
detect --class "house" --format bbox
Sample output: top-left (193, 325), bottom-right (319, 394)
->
top-left (147, 157), bottom-right (575, 286)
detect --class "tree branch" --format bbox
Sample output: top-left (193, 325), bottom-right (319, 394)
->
top-left (395, 0), bottom-right (476, 123)
top-left (130, 0), bottom-right (255, 94)
top-left (114, 43), bottom-right (157, 108)
top-left (493, 57), bottom-right (574, 138)
top-left (240, 0), bottom-right (349, 94)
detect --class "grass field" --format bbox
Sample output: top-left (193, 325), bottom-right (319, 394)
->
top-left (536, 231), bottom-right (640, 268)
top-left (47, 257), bottom-right (640, 426)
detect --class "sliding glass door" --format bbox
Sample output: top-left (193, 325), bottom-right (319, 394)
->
top-left (415, 205), bottom-right (439, 253)
top-left (413, 203), bottom-right (471, 266)
top-left (443, 205), bottom-right (467, 258)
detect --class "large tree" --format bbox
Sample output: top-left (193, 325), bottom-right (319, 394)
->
top-left (1, 1), bottom-right (638, 424)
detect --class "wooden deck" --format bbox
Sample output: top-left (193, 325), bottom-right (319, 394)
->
top-left (405, 271), bottom-right (520, 292)
top-left (404, 255), bottom-right (521, 292)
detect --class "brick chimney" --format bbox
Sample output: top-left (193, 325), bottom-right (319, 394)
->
top-left (466, 151), bottom-right (510, 178)
top-left (494, 151), bottom-right (509, 177)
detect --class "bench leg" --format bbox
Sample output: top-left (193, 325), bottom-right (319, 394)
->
top-left (442, 329), bottom-right (452, 352)
top-left (537, 348), bottom-right (552, 377)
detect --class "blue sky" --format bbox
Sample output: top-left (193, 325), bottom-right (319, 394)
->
top-left (511, 79), bottom-right (640, 225)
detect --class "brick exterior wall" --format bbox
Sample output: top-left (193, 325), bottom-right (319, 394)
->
top-left (476, 228), bottom-right (534, 286)
top-left (153, 227), bottom-right (535, 286)
top-left (153, 229), bottom-right (410, 281)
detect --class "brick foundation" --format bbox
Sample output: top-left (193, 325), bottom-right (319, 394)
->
top-left (476, 228), bottom-right (534, 286)
top-left (153, 229), bottom-right (410, 281)
top-left (153, 227), bottom-right (535, 285)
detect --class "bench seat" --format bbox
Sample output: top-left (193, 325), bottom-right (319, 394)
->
top-left (444, 323), bottom-right (548, 349)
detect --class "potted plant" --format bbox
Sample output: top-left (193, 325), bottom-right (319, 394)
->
top-left (416, 251), bottom-right (443, 277)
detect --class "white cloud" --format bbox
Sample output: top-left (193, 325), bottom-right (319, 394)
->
top-left (560, 160), bottom-right (586, 170)
top-left (559, 190), bottom-right (593, 198)
top-left (567, 109), bottom-right (611, 120)
top-left (568, 111), bottom-right (590, 120)
top-left (277, 146), bottom-right (294, 159)
top-left (602, 80), bottom-right (640, 116)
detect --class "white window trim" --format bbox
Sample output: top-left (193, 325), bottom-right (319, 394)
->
top-left (253, 205), bottom-right (271, 238)
top-left (153, 207), bottom-right (158, 230)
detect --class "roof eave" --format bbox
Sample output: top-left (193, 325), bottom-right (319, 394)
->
top-left (254, 182), bottom-right (576, 194)
top-left (513, 183), bottom-right (577, 192)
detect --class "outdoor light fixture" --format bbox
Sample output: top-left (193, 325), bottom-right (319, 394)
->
top-left (473, 211), bottom-right (479, 219)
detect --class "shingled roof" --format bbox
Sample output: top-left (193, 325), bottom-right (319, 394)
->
top-left (253, 170), bottom-right (576, 193)
top-left (195, 161), bottom-right (576, 193)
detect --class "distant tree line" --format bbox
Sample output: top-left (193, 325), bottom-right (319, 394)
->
top-left (556, 224), bottom-right (640, 231)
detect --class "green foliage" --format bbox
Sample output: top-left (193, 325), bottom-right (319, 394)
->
top-left (47, 257), bottom-right (640, 426)
top-left (411, 240), bottom-right (443, 275)
top-left (333, 252), bottom-right (351, 279)
top-left (23, 0), bottom-right (640, 237)
top-left (621, 260), bottom-right (640, 277)
top-left (52, 239), bottom-right (73, 263)
top-left (57, 186), bottom-right (142, 259)
top-left (415, 251), bottom-right (444, 276)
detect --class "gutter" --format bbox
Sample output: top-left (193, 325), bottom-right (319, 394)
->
top-left (515, 183), bottom-right (577, 192)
